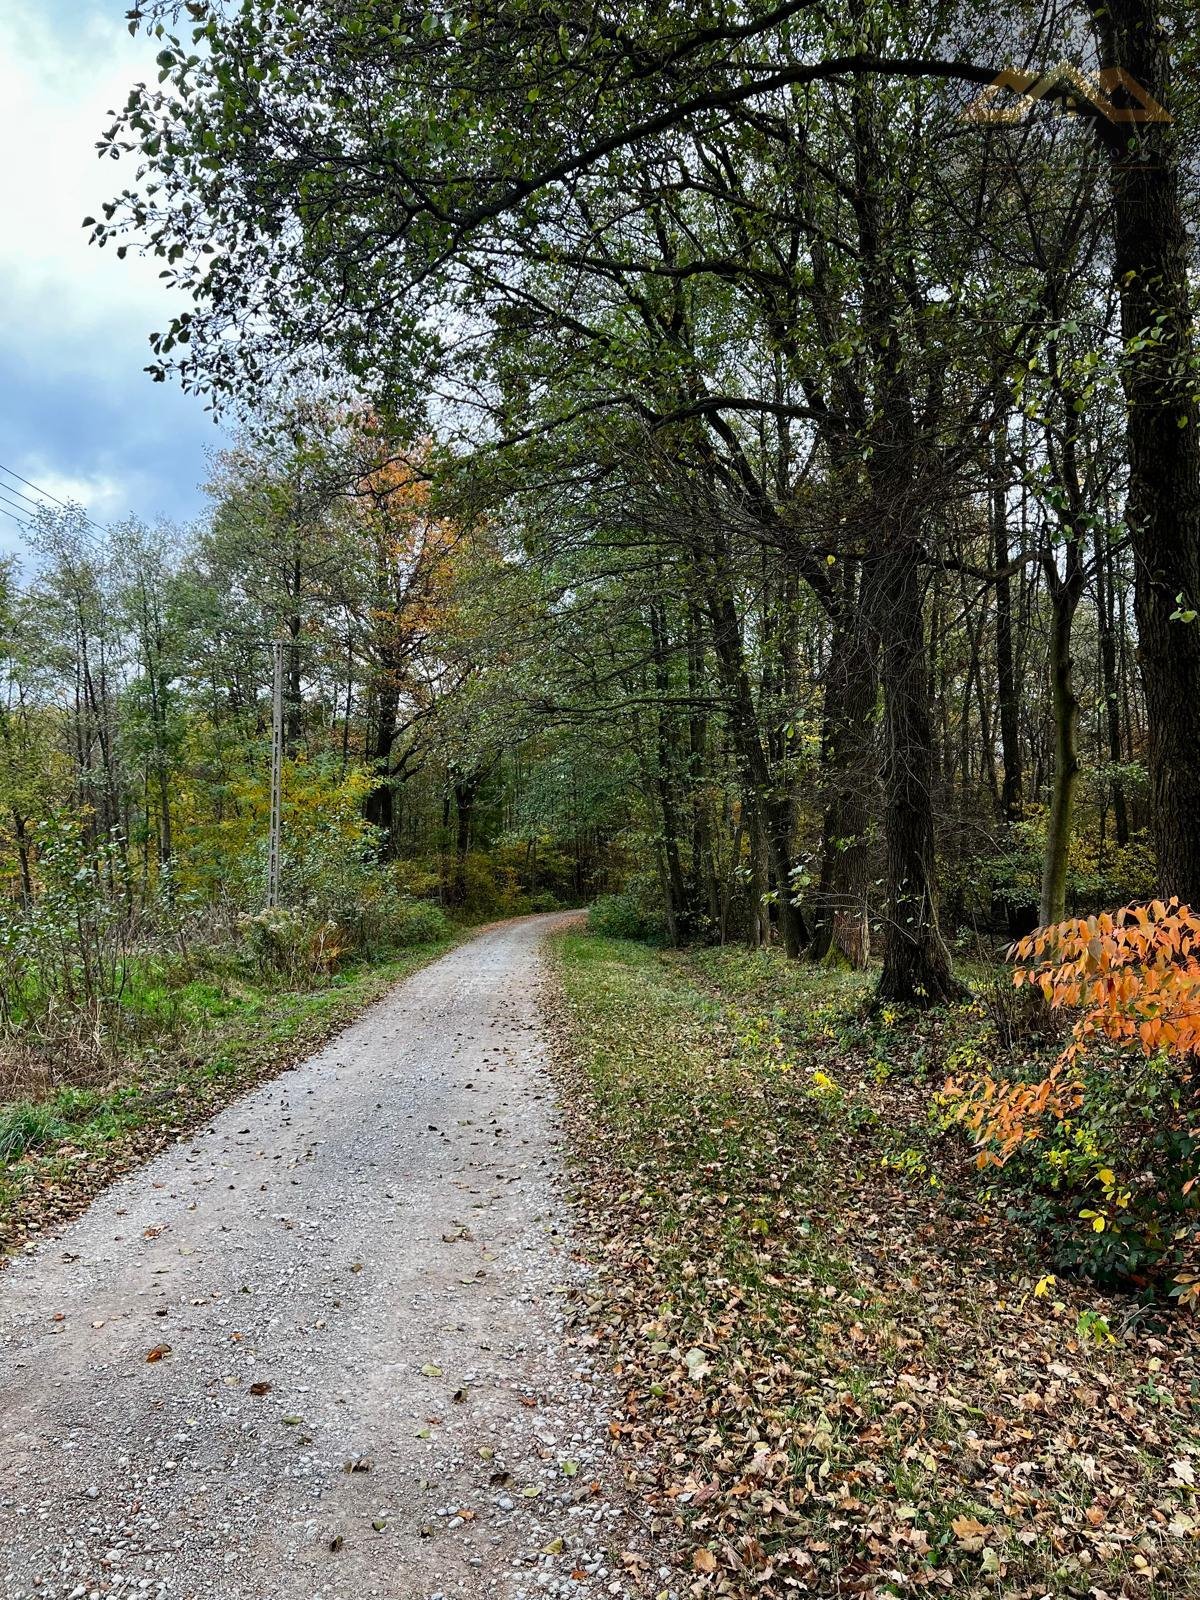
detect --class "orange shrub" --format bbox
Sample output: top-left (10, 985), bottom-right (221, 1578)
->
top-left (946, 900), bottom-right (1200, 1165)
top-left (941, 901), bottom-right (1200, 1294)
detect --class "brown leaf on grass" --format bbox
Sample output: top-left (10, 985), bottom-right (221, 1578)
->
top-left (547, 935), bottom-right (1200, 1600)
top-left (950, 1515), bottom-right (989, 1550)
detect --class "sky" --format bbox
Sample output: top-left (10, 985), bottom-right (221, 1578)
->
top-left (0, 0), bottom-right (223, 554)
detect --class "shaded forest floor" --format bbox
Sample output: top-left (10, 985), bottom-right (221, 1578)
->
top-left (549, 931), bottom-right (1200, 1599)
top-left (0, 934), bottom-right (460, 1260)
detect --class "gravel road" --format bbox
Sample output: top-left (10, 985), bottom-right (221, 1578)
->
top-left (0, 914), bottom-right (651, 1600)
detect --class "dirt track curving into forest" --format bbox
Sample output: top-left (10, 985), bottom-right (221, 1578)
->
top-left (0, 914), bottom-right (645, 1600)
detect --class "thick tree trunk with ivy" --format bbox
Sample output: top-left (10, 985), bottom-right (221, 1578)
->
top-left (851, 65), bottom-right (961, 1007)
top-left (363, 703), bottom-right (397, 844)
top-left (868, 534), bottom-right (964, 1006)
top-left (1099, 0), bottom-right (1200, 902)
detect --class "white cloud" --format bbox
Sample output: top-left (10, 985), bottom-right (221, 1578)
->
top-left (0, 1), bottom-right (189, 353)
top-left (0, 2), bottom-right (222, 539)
top-left (12, 463), bottom-right (128, 520)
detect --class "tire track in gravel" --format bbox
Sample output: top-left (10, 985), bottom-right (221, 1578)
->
top-left (0, 913), bottom-right (653, 1600)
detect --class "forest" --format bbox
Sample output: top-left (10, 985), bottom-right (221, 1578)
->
top-left (87, 0), bottom-right (1195, 1001)
top-left (2, 0), bottom-right (1200, 1595)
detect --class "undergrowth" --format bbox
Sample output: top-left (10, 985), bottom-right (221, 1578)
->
top-left (552, 930), bottom-right (1200, 1599)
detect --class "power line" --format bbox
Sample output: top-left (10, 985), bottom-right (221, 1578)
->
top-left (0, 461), bottom-right (111, 541)
top-left (0, 462), bottom-right (72, 506)
top-left (0, 478), bottom-right (57, 516)
top-left (0, 490), bottom-right (35, 524)
top-left (0, 489), bottom-right (109, 564)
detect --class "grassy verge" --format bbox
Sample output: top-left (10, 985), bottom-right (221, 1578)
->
top-left (0, 934), bottom-right (459, 1259)
top-left (549, 930), bottom-right (1200, 1599)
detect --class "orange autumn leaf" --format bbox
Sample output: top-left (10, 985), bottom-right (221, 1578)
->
top-left (942, 900), bottom-right (1200, 1168)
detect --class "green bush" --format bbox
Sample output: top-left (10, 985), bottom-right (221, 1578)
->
top-left (388, 858), bottom-right (446, 901)
top-left (941, 1040), bottom-right (1200, 1288)
top-left (453, 851), bottom-right (523, 914)
top-left (375, 896), bottom-right (452, 948)
top-left (947, 1036), bottom-right (1200, 1286)
top-left (528, 889), bottom-right (566, 913)
top-left (236, 907), bottom-right (348, 982)
top-left (588, 890), bottom-right (662, 941)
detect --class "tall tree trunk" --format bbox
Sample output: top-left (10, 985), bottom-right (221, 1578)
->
top-left (451, 773), bottom-right (481, 906)
top-left (747, 800), bottom-right (769, 948)
top-left (686, 605), bottom-right (718, 926)
top-left (850, 62), bottom-right (961, 1006)
top-left (653, 761), bottom-right (690, 947)
top-left (1040, 575), bottom-right (1083, 925)
top-left (649, 601), bottom-right (694, 941)
top-left (993, 425), bottom-right (1023, 822)
top-left (285, 611), bottom-right (303, 755)
top-left (1094, 526), bottom-right (1130, 848)
top-left (868, 536), bottom-right (963, 1005)
top-left (363, 689), bottom-right (399, 847)
top-left (810, 602), bottom-right (876, 968)
top-left (1097, 0), bottom-right (1200, 900)
top-left (13, 812), bottom-right (32, 910)
top-left (701, 543), bottom-right (805, 957)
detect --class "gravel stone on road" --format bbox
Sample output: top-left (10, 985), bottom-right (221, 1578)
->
top-left (0, 914), bottom-right (656, 1600)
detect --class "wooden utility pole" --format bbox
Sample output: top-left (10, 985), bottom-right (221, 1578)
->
top-left (267, 638), bottom-right (283, 909)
